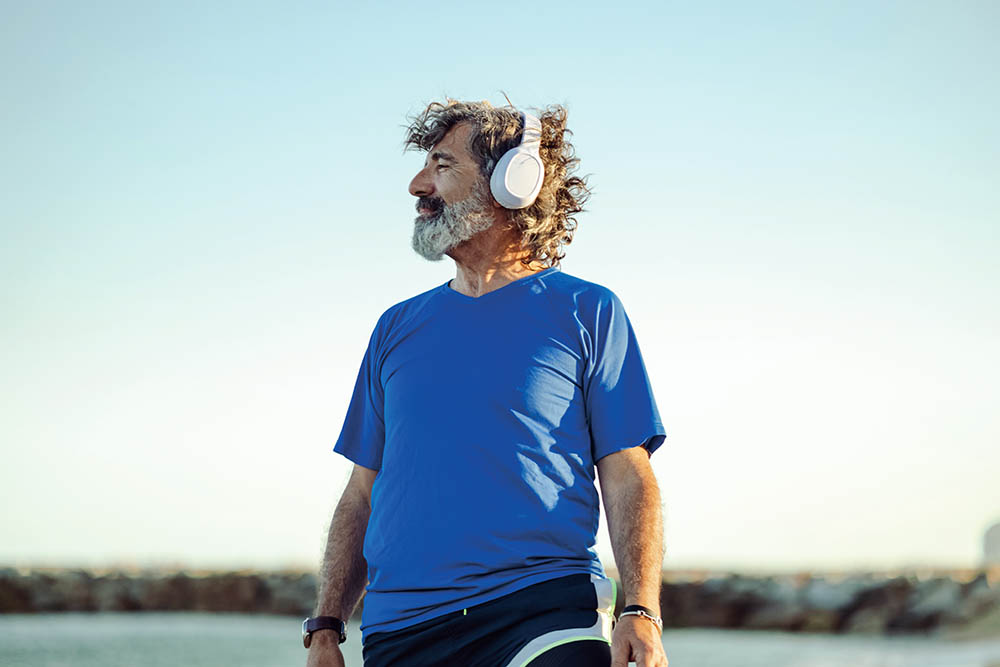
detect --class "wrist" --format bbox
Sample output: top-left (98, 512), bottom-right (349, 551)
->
top-left (307, 629), bottom-right (341, 647)
top-left (619, 604), bottom-right (664, 631)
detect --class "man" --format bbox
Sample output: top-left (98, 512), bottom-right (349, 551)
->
top-left (305, 100), bottom-right (668, 667)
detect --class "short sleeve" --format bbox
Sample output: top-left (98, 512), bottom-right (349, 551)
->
top-left (333, 321), bottom-right (386, 471)
top-left (584, 292), bottom-right (666, 461)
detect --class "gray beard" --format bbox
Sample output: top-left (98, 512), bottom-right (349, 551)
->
top-left (411, 187), bottom-right (495, 262)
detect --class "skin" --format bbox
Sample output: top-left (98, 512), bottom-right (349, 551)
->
top-left (598, 446), bottom-right (669, 667)
top-left (307, 122), bottom-right (668, 667)
top-left (306, 465), bottom-right (375, 667)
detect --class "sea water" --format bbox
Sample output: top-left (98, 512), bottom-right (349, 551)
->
top-left (1, 613), bottom-right (999, 666)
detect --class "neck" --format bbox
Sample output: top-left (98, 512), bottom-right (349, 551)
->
top-left (446, 224), bottom-right (546, 298)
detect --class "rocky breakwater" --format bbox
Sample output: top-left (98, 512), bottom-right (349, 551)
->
top-left (0, 568), bottom-right (319, 617)
top-left (2, 567), bottom-right (998, 637)
top-left (655, 569), bottom-right (1000, 637)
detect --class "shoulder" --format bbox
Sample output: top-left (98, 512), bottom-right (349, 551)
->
top-left (540, 269), bottom-right (626, 313)
top-left (381, 283), bottom-right (441, 321)
top-left (369, 282), bottom-right (444, 341)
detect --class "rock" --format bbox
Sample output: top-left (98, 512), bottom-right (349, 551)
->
top-left (691, 575), bottom-right (768, 628)
top-left (801, 577), bottom-right (859, 612)
top-left (144, 572), bottom-right (196, 611)
top-left (945, 602), bottom-right (1000, 640)
top-left (794, 576), bottom-right (875, 633)
top-left (660, 578), bottom-right (752, 628)
top-left (842, 576), bottom-right (915, 634)
top-left (800, 610), bottom-right (841, 633)
top-left (92, 573), bottom-right (144, 611)
top-left (264, 572), bottom-right (316, 616)
top-left (25, 570), bottom-right (96, 612)
top-left (894, 577), bottom-right (962, 630)
top-left (0, 568), bottom-right (32, 612)
top-left (844, 607), bottom-right (892, 634)
top-left (660, 581), bottom-right (716, 627)
top-left (961, 573), bottom-right (999, 612)
top-left (192, 573), bottom-right (269, 612)
top-left (742, 577), bottom-right (806, 631)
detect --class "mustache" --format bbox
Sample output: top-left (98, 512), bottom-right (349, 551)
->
top-left (416, 196), bottom-right (445, 215)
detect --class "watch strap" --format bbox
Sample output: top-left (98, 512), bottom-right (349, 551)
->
top-left (302, 616), bottom-right (347, 647)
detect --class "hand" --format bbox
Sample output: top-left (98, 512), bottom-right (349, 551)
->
top-left (611, 614), bottom-right (668, 667)
top-left (305, 633), bottom-right (345, 667)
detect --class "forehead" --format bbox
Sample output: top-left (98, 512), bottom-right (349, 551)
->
top-left (429, 122), bottom-right (475, 161)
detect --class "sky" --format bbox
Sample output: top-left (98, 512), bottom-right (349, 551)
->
top-left (2, 1), bottom-right (998, 573)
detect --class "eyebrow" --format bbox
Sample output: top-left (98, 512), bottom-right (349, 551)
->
top-left (430, 150), bottom-right (457, 164)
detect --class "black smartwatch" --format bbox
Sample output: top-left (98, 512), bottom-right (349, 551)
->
top-left (302, 616), bottom-right (347, 648)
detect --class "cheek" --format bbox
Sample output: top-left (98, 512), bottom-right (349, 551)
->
top-left (448, 172), bottom-right (482, 200)
top-left (436, 177), bottom-right (460, 202)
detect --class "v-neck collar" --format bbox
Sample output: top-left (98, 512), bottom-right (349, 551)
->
top-left (440, 267), bottom-right (559, 302)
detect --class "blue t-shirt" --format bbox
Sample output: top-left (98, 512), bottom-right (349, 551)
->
top-left (333, 267), bottom-right (665, 638)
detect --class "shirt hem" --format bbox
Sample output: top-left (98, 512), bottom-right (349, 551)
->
top-left (360, 564), bottom-right (606, 640)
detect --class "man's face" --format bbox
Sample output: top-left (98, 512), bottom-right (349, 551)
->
top-left (408, 123), bottom-right (496, 261)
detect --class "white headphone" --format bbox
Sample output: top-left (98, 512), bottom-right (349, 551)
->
top-left (489, 112), bottom-right (544, 209)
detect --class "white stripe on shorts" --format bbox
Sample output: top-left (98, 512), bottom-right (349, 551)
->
top-left (503, 575), bottom-right (616, 667)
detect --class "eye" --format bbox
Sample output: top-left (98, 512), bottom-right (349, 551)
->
top-left (436, 164), bottom-right (449, 172)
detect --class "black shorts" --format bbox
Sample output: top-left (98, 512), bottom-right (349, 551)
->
top-left (362, 573), bottom-right (616, 667)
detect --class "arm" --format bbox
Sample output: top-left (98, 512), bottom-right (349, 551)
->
top-left (597, 446), bottom-right (668, 667)
top-left (306, 464), bottom-right (376, 666)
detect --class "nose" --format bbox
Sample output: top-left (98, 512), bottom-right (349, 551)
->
top-left (409, 165), bottom-right (433, 198)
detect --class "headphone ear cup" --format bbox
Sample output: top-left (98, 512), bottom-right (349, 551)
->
top-left (490, 111), bottom-right (545, 210)
top-left (490, 147), bottom-right (544, 209)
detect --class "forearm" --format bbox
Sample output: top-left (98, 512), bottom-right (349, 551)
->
top-left (314, 485), bottom-right (371, 620)
top-left (603, 463), bottom-right (664, 612)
